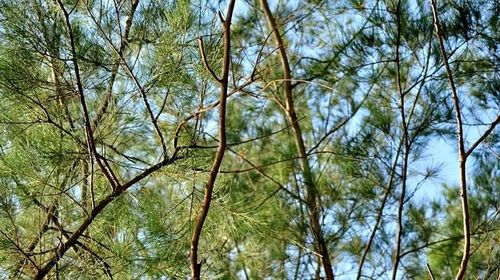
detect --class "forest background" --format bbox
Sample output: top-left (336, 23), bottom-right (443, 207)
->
top-left (0, 0), bottom-right (498, 279)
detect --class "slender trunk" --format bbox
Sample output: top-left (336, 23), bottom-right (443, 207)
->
top-left (259, 1), bottom-right (334, 278)
top-left (430, 1), bottom-right (469, 279)
top-left (189, 1), bottom-right (236, 279)
top-left (391, 2), bottom-right (411, 278)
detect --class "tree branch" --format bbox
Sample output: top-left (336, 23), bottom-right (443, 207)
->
top-left (190, 1), bottom-right (236, 279)
top-left (259, 0), bottom-right (334, 278)
top-left (34, 150), bottom-right (180, 279)
top-left (197, 37), bottom-right (222, 82)
top-left (464, 115), bottom-right (500, 158)
top-left (430, 1), bottom-right (470, 279)
top-left (56, 0), bottom-right (120, 190)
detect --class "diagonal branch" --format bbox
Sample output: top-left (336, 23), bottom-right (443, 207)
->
top-left (34, 149), bottom-right (180, 279)
top-left (426, 263), bottom-right (436, 280)
top-left (56, 0), bottom-right (120, 190)
top-left (0, 229), bottom-right (40, 271)
top-left (464, 115), bottom-right (500, 158)
top-left (197, 37), bottom-right (222, 83)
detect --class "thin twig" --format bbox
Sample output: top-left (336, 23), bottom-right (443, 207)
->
top-left (197, 37), bottom-right (222, 82)
top-left (56, 0), bottom-right (120, 191)
top-left (464, 116), bottom-right (500, 158)
top-left (392, 1), bottom-right (410, 279)
top-left (426, 263), bottom-right (436, 280)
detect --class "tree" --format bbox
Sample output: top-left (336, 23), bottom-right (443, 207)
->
top-left (0, 0), bottom-right (498, 279)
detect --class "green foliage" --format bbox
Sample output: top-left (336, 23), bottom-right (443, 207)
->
top-left (0, 0), bottom-right (497, 279)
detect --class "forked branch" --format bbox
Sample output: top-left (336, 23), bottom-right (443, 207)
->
top-left (429, 1), bottom-right (500, 279)
top-left (190, 1), bottom-right (236, 279)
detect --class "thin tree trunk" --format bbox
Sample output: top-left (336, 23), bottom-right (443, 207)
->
top-left (189, 1), bottom-right (236, 279)
top-left (430, 1), bottom-right (468, 279)
top-left (259, 1), bottom-right (334, 279)
top-left (392, 1), bottom-right (411, 278)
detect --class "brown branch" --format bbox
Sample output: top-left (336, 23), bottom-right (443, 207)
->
top-left (356, 138), bottom-right (404, 280)
top-left (259, 0), bottom-right (334, 278)
top-left (426, 263), bottom-right (436, 280)
top-left (32, 199), bottom-right (112, 278)
top-left (430, 1), bottom-right (470, 279)
top-left (56, 0), bottom-right (119, 191)
top-left (464, 115), bottom-right (500, 158)
top-left (34, 149), bottom-right (180, 279)
top-left (189, 1), bottom-right (236, 279)
top-left (392, 1), bottom-right (410, 279)
top-left (197, 37), bottom-right (222, 82)
top-left (0, 229), bottom-right (39, 271)
top-left (91, 0), bottom-right (140, 129)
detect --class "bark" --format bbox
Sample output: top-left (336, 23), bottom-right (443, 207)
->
top-left (189, 1), bottom-right (236, 279)
top-left (259, 0), bottom-right (334, 278)
top-left (430, 1), bottom-right (468, 279)
top-left (34, 153), bottom-right (179, 279)
top-left (392, 1), bottom-right (410, 278)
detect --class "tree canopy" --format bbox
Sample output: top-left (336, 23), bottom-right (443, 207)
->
top-left (0, 0), bottom-right (498, 279)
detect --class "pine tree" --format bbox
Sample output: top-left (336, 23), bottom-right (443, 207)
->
top-left (0, 0), bottom-right (497, 279)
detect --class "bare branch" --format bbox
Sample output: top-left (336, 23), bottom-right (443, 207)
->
top-left (426, 263), bottom-right (436, 280)
top-left (430, 1), bottom-right (470, 278)
top-left (259, 0), bottom-right (334, 278)
top-left (190, 1), bottom-right (236, 279)
top-left (198, 37), bottom-right (222, 82)
top-left (465, 115), bottom-right (500, 158)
